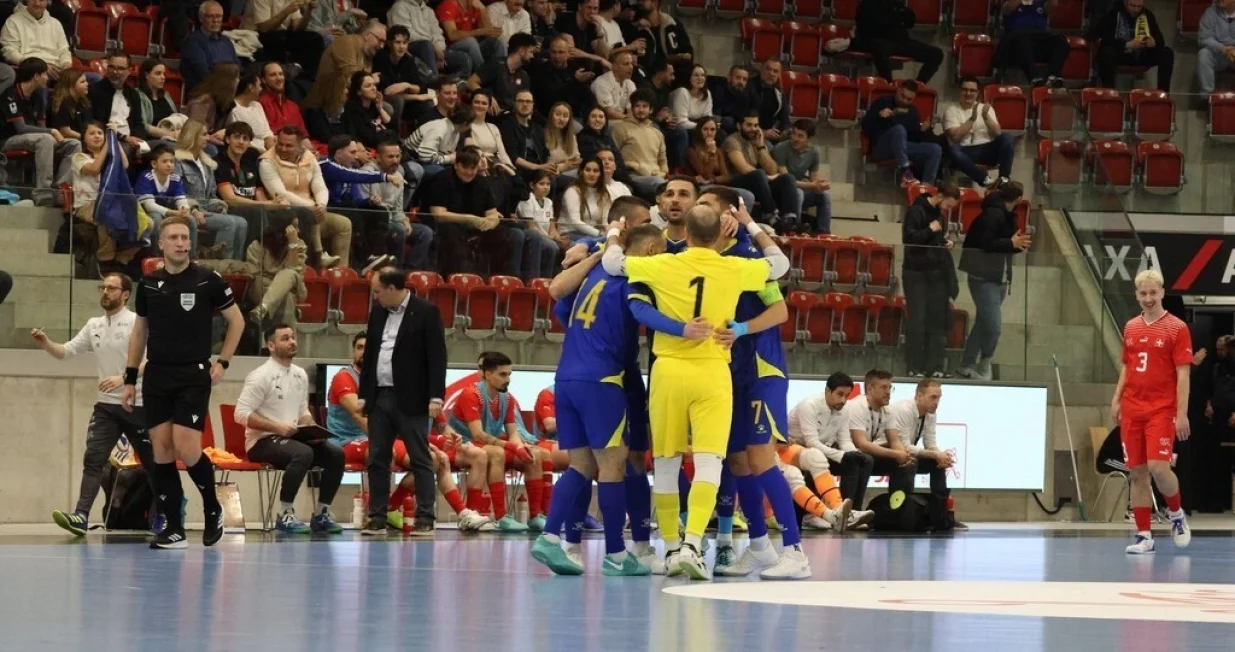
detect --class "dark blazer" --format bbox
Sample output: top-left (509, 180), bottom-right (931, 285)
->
top-left (1086, 6), bottom-right (1166, 52)
top-left (88, 80), bottom-right (148, 140)
top-left (358, 293), bottom-right (448, 417)
top-left (958, 192), bottom-right (1022, 283)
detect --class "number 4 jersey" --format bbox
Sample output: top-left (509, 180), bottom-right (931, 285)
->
top-left (1121, 312), bottom-right (1192, 416)
top-left (553, 265), bottom-right (643, 383)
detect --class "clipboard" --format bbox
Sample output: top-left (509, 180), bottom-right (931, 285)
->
top-left (292, 424), bottom-right (334, 443)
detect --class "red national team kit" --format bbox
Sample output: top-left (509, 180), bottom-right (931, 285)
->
top-left (1120, 313), bottom-right (1193, 468)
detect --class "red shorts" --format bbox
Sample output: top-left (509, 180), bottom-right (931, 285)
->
top-left (536, 439), bottom-right (557, 452)
top-left (1121, 411), bottom-right (1176, 468)
top-left (340, 439), bottom-right (407, 466)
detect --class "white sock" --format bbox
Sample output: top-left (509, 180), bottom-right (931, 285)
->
top-left (1137, 530), bottom-right (1152, 539)
top-left (666, 540), bottom-right (681, 554)
top-left (749, 535), bottom-right (771, 551)
top-left (607, 550), bottom-right (628, 562)
top-left (564, 541), bottom-right (581, 554)
top-left (317, 503), bottom-right (330, 515)
top-left (684, 533), bottom-right (703, 550)
top-left (634, 541), bottom-right (654, 556)
top-left (281, 503), bottom-right (294, 515)
top-left (1169, 508), bottom-right (1185, 519)
top-left (717, 533), bottom-right (733, 546)
top-left (543, 533), bottom-right (561, 545)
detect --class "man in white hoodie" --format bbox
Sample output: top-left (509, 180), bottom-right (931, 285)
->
top-left (0, 0), bottom-right (71, 92)
top-left (388, 0), bottom-right (472, 76)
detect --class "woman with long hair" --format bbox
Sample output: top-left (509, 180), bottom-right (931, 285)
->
top-left (685, 116), bottom-right (755, 209)
top-left (342, 71), bottom-right (391, 149)
top-left (246, 212), bottom-right (308, 325)
top-left (544, 102), bottom-right (581, 177)
top-left (184, 61), bottom-right (241, 146)
top-left (71, 121), bottom-right (137, 266)
top-left (577, 106), bottom-right (634, 187)
top-left (49, 69), bottom-right (91, 141)
top-left (135, 58), bottom-right (180, 143)
top-left (466, 90), bottom-right (515, 175)
top-left (558, 157), bottom-right (612, 241)
top-left (304, 71), bottom-right (351, 143)
top-left (174, 119), bottom-right (249, 260)
top-left (669, 64), bottom-right (712, 131)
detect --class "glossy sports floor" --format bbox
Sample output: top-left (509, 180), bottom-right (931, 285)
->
top-left (3, 522), bottom-right (1234, 652)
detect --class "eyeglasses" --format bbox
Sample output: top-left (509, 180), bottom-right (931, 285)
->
top-left (98, 285), bottom-right (122, 293)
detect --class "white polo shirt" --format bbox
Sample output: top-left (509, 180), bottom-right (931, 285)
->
top-left (942, 102), bottom-right (1001, 147)
top-left (61, 307), bottom-right (142, 406)
top-left (887, 398), bottom-right (938, 456)
top-left (787, 393), bottom-right (847, 463)
top-left (235, 358), bottom-right (311, 451)
top-left (591, 72), bottom-right (636, 114)
top-left (838, 395), bottom-right (890, 452)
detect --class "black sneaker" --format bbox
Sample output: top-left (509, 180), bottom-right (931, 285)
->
top-left (203, 510), bottom-right (224, 547)
top-left (410, 522), bottom-right (435, 537)
top-left (151, 528), bottom-right (188, 550)
top-left (361, 519), bottom-right (387, 537)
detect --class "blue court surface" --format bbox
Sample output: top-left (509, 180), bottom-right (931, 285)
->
top-left (3, 525), bottom-right (1234, 652)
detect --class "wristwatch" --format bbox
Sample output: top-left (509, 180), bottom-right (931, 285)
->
top-left (216, 359), bottom-right (230, 370)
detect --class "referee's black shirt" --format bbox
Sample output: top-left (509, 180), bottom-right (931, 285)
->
top-left (136, 263), bottom-right (235, 365)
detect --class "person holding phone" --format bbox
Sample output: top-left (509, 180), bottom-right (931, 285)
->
top-left (234, 324), bottom-right (346, 535)
top-left (1088, 0), bottom-right (1173, 91)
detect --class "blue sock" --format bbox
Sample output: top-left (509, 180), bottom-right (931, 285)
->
top-left (735, 474), bottom-right (768, 540)
top-left (678, 466), bottom-right (691, 524)
top-left (543, 467), bottom-right (588, 537)
top-left (758, 467), bottom-right (801, 547)
top-left (624, 463), bottom-right (652, 543)
top-left (597, 481), bottom-right (627, 555)
top-left (565, 482), bottom-right (592, 544)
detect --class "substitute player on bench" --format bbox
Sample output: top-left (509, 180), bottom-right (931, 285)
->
top-left (1111, 269), bottom-right (1192, 555)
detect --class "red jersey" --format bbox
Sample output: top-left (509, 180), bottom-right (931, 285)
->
top-left (534, 387), bottom-right (555, 438)
top-left (436, 0), bottom-right (479, 36)
top-left (327, 367), bottom-right (358, 407)
top-left (1121, 312), bottom-right (1192, 415)
top-left (451, 385), bottom-right (519, 427)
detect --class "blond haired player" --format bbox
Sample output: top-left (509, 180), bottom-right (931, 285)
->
top-left (1111, 269), bottom-right (1192, 554)
top-left (602, 203), bottom-right (793, 580)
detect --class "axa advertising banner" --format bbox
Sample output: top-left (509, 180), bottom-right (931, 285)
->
top-left (1071, 211), bottom-right (1235, 295)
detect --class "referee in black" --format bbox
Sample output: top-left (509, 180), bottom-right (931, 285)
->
top-left (121, 215), bottom-right (247, 549)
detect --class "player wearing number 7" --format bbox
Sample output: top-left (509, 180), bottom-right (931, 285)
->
top-left (602, 204), bottom-right (790, 580)
top-left (1110, 269), bottom-right (1192, 555)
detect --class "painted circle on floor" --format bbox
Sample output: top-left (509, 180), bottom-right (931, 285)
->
top-left (664, 581), bottom-right (1235, 623)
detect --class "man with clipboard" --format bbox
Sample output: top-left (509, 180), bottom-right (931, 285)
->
top-left (235, 324), bottom-right (347, 534)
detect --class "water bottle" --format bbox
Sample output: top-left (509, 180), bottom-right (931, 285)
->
top-left (402, 497), bottom-right (415, 535)
top-left (352, 492), bottom-right (367, 529)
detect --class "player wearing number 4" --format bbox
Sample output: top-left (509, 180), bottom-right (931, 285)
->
top-left (1112, 269), bottom-right (1192, 555)
top-left (602, 202), bottom-right (795, 580)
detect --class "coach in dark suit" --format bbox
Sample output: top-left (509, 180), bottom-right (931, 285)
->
top-left (358, 268), bottom-right (448, 535)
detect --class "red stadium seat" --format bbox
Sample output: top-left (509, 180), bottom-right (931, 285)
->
top-left (858, 294), bottom-right (889, 344)
top-left (821, 237), bottom-right (862, 288)
top-left (489, 275), bottom-right (539, 341)
top-left (984, 85), bottom-right (1028, 136)
top-left (1128, 89), bottom-right (1174, 141)
top-left (863, 241), bottom-right (896, 291)
top-left (783, 290), bottom-right (819, 348)
top-left (957, 187), bottom-right (983, 233)
top-left (830, 0), bottom-right (859, 22)
top-left (1036, 139), bottom-right (1084, 192)
top-left (953, 33), bottom-right (995, 81)
top-left (791, 0), bottom-right (824, 21)
top-left (946, 308), bottom-right (968, 349)
top-left (106, 2), bottom-right (153, 57)
top-left (1080, 87), bottom-right (1125, 139)
top-left (905, 0), bottom-right (942, 30)
top-left (75, 5), bottom-right (113, 52)
top-left (715, 0), bottom-right (747, 18)
top-left (901, 80), bottom-right (938, 126)
top-left (217, 404), bottom-right (281, 530)
top-left (819, 73), bottom-right (860, 128)
top-left (1087, 140), bottom-right (1134, 192)
top-left (447, 274), bottom-right (496, 339)
top-left (824, 292), bottom-right (867, 345)
top-left (1136, 141), bottom-right (1185, 195)
top-left (783, 21), bottom-right (822, 69)
top-left (951, 0), bottom-right (991, 30)
top-left (1061, 36), bottom-right (1091, 82)
top-left (754, 0), bottom-right (788, 19)
top-left (427, 284), bottom-right (460, 332)
top-left (1048, 0), bottom-right (1085, 31)
top-left (741, 18), bottom-right (783, 63)
top-left (533, 286), bottom-right (566, 343)
top-left (786, 236), bottom-right (828, 289)
top-left (1032, 86), bottom-right (1076, 137)
top-left (858, 75), bottom-right (895, 109)
top-left (1209, 92), bottom-right (1235, 143)
top-left (406, 270), bottom-right (442, 297)
top-left (873, 296), bottom-right (905, 347)
top-left (322, 267), bottom-right (368, 333)
top-left (162, 69), bottom-right (185, 106)
top-left (676, 0), bottom-right (709, 16)
top-left (802, 299), bottom-right (835, 349)
top-left (781, 70), bottom-right (821, 120)
top-left (296, 274), bottom-right (332, 334)
top-left (1179, 0), bottom-right (1209, 37)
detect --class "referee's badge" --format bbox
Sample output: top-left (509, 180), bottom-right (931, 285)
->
top-left (180, 293), bottom-right (196, 311)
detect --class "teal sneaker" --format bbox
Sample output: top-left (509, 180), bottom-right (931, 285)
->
top-left (275, 511), bottom-right (311, 534)
top-left (527, 515), bottom-right (547, 532)
top-left (602, 553), bottom-right (652, 576)
top-left (52, 509), bottom-right (87, 536)
top-left (497, 515), bottom-right (529, 532)
top-left (531, 535), bottom-right (584, 575)
top-left (310, 511), bottom-right (344, 534)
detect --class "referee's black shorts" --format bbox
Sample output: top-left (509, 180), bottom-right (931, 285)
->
top-left (143, 362), bottom-right (212, 431)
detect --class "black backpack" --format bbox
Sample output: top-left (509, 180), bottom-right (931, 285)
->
top-left (869, 490), bottom-right (955, 533)
top-left (101, 466), bottom-right (153, 531)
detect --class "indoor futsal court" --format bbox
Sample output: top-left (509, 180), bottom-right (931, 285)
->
top-left (4, 523), bottom-right (1234, 652)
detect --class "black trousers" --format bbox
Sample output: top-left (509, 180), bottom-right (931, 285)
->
top-left (902, 267), bottom-right (950, 375)
top-left (829, 451), bottom-right (875, 508)
top-left (855, 37), bottom-right (944, 84)
top-left (871, 455), bottom-right (951, 499)
top-left (78, 403), bottom-right (158, 517)
top-left (1095, 44), bottom-right (1174, 92)
top-left (1002, 30), bottom-right (1070, 82)
top-left (248, 436), bottom-right (345, 506)
top-left (366, 388), bottom-right (436, 525)
top-left (257, 30), bottom-right (327, 80)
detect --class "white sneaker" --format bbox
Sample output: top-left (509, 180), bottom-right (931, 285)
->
top-left (847, 510), bottom-right (875, 530)
top-left (976, 357), bottom-right (994, 381)
top-left (474, 518), bottom-right (498, 532)
top-left (458, 509), bottom-right (489, 531)
top-left (714, 544), bottom-right (739, 572)
top-left (828, 498), bottom-right (853, 533)
top-left (663, 549), bottom-right (683, 577)
top-left (1125, 535), bottom-right (1155, 555)
top-left (319, 253), bottom-right (341, 268)
top-left (638, 550), bottom-right (666, 575)
top-left (1170, 512), bottom-right (1191, 548)
top-left (677, 545), bottom-right (711, 581)
top-left (759, 547), bottom-right (812, 580)
top-left (715, 544), bottom-right (778, 577)
top-left (802, 515), bottom-right (832, 530)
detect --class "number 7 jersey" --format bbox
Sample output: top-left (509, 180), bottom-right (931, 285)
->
top-left (1121, 312), bottom-right (1192, 416)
